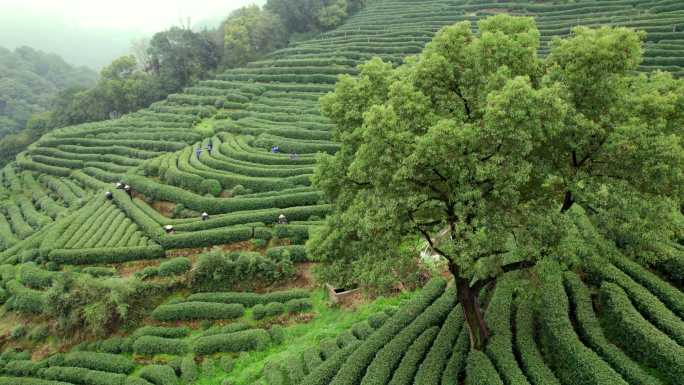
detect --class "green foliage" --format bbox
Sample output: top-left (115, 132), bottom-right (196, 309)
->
top-left (180, 356), bottom-right (198, 384)
top-left (133, 336), bottom-right (189, 356)
top-left (600, 282), bottom-right (684, 384)
top-left (151, 302), bottom-right (245, 322)
top-left (538, 263), bottom-right (627, 385)
top-left (192, 329), bottom-right (271, 355)
top-left (189, 249), bottom-right (295, 292)
top-left (563, 272), bottom-right (663, 385)
top-left (187, 289), bottom-right (309, 306)
top-left (158, 257), bottom-right (192, 277)
top-left (465, 350), bottom-right (504, 385)
top-left (222, 6), bottom-right (288, 68)
top-left (139, 365), bottom-right (178, 385)
top-left (48, 352), bottom-right (135, 374)
top-left (38, 366), bottom-right (128, 385)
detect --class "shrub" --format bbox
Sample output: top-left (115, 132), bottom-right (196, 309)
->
top-left (202, 323), bottom-right (249, 337)
top-left (28, 325), bottom-right (50, 342)
top-left (139, 365), bottom-right (178, 385)
top-left (367, 312), bottom-right (389, 329)
top-left (10, 325), bottom-right (26, 339)
top-left (319, 338), bottom-right (340, 360)
top-left (285, 298), bottom-right (312, 313)
top-left (158, 258), bottom-right (192, 277)
top-left (564, 272), bottom-right (662, 385)
top-left (133, 336), bottom-right (189, 356)
top-left (387, 326), bottom-right (439, 385)
top-left (189, 249), bottom-right (295, 292)
top-left (6, 280), bottom-right (45, 314)
top-left (133, 326), bottom-right (190, 339)
top-left (219, 356), bottom-right (234, 372)
top-left (151, 302), bottom-right (245, 322)
top-left (355, 286), bottom-right (456, 385)
top-left (38, 366), bottom-right (128, 385)
top-left (538, 265), bottom-right (627, 385)
top-left (18, 264), bottom-right (53, 289)
top-left (49, 245), bottom-right (164, 265)
top-left (302, 348), bottom-right (324, 373)
top-left (266, 245), bottom-right (309, 262)
top-left (56, 352), bottom-right (134, 374)
top-left (413, 305), bottom-right (464, 385)
top-left (513, 298), bottom-right (560, 385)
top-left (136, 267), bottom-right (158, 280)
top-left (465, 350), bottom-right (504, 385)
top-left (269, 325), bottom-right (285, 345)
top-left (483, 280), bottom-right (528, 385)
top-left (187, 289), bottom-right (308, 307)
top-left (600, 282), bottom-right (684, 385)
top-left (200, 179), bottom-right (222, 197)
top-left (336, 331), bottom-right (358, 348)
top-left (192, 329), bottom-right (271, 355)
top-left (81, 267), bottom-right (116, 277)
top-left (300, 341), bottom-right (361, 385)
top-left (350, 322), bottom-right (375, 341)
top-left (3, 360), bottom-right (45, 376)
top-left (327, 278), bottom-right (446, 385)
top-left (180, 356), bottom-right (198, 383)
top-left (0, 377), bottom-right (74, 385)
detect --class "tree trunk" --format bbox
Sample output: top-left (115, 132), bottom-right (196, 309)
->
top-left (456, 276), bottom-right (490, 350)
top-left (560, 190), bottom-right (574, 213)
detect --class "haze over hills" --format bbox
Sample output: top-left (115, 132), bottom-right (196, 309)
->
top-left (0, 1), bottom-right (682, 384)
top-left (0, 0), bottom-right (266, 69)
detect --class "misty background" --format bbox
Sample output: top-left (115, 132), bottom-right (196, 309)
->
top-left (0, 0), bottom-right (265, 69)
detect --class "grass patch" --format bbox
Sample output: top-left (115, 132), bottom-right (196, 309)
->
top-left (195, 288), bottom-right (414, 385)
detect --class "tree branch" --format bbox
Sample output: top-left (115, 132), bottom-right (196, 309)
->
top-left (471, 260), bottom-right (535, 292)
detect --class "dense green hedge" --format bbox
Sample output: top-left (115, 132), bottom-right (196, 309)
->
top-left (151, 302), bottom-right (245, 321)
top-left (465, 350), bottom-right (504, 385)
top-left (539, 268), bottom-right (627, 385)
top-left (139, 365), bottom-right (178, 385)
top-left (186, 289), bottom-right (309, 307)
top-left (253, 302), bottom-right (286, 320)
top-left (588, 260), bottom-right (684, 345)
top-left (180, 356), bottom-right (198, 384)
top-left (158, 257), bottom-right (191, 277)
top-left (189, 250), bottom-right (295, 292)
top-left (514, 298), bottom-right (560, 385)
top-left (18, 264), bottom-right (54, 290)
top-left (0, 377), bottom-right (73, 385)
top-left (3, 360), bottom-right (45, 377)
top-left (600, 282), bottom-right (684, 385)
top-left (48, 352), bottom-right (134, 374)
top-left (192, 329), bottom-right (271, 355)
top-left (133, 336), bottom-right (189, 356)
top-left (301, 341), bottom-right (362, 385)
top-left (173, 205), bottom-right (329, 233)
top-left (610, 255), bottom-right (684, 319)
top-left (6, 280), bottom-right (45, 314)
top-left (414, 305), bottom-right (464, 385)
top-left (38, 366), bottom-right (128, 385)
top-left (359, 286), bottom-right (456, 385)
top-left (328, 278), bottom-right (446, 385)
top-left (387, 326), bottom-right (439, 385)
top-left (563, 272), bottom-right (663, 385)
top-left (133, 326), bottom-right (191, 339)
top-left (49, 245), bottom-right (163, 265)
top-left (483, 280), bottom-right (529, 385)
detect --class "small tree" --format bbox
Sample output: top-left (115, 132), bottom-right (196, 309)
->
top-left (311, 14), bottom-right (683, 350)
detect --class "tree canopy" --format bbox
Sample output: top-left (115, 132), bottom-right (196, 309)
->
top-left (311, 14), bottom-right (684, 349)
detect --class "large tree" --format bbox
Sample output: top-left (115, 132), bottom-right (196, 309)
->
top-left (222, 5), bottom-right (288, 68)
top-left (311, 14), bottom-right (683, 349)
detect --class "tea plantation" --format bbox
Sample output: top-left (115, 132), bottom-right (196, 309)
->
top-left (0, 0), bottom-right (682, 384)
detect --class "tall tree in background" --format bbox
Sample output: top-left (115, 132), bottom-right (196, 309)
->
top-left (222, 6), bottom-right (288, 68)
top-left (147, 27), bottom-right (219, 93)
top-left (312, 15), bottom-right (684, 349)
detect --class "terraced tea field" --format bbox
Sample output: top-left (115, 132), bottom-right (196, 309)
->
top-left (0, 0), bottom-right (682, 384)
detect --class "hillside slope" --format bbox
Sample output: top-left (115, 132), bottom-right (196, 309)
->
top-left (2, 0), bottom-right (684, 263)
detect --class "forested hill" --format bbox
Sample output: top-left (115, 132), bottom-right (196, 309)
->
top-left (0, 46), bottom-right (97, 136)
